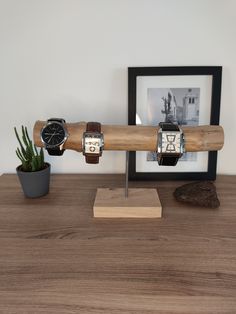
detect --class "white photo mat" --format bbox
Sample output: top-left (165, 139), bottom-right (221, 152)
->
top-left (136, 75), bottom-right (212, 173)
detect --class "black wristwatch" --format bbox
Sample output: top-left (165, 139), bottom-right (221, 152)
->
top-left (41, 118), bottom-right (69, 156)
top-left (157, 122), bottom-right (185, 166)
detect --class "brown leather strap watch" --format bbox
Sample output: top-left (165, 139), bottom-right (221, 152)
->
top-left (83, 122), bottom-right (104, 164)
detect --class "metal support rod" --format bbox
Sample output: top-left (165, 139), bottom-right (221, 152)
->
top-left (125, 151), bottom-right (129, 198)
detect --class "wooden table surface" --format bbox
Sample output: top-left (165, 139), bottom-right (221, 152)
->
top-left (0, 174), bottom-right (235, 314)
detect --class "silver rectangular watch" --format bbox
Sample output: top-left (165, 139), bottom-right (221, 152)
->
top-left (157, 122), bottom-right (185, 166)
top-left (82, 122), bottom-right (104, 164)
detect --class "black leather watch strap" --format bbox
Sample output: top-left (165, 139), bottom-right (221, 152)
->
top-left (47, 147), bottom-right (65, 156)
top-left (159, 122), bottom-right (179, 131)
top-left (48, 118), bottom-right (65, 123)
top-left (158, 154), bottom-right (179, 166)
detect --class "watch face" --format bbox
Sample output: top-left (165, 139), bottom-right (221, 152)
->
top-left (41, 122), bottom-right (66, 146)
top-left (84, 134), bottom-right (103, 154)
top-left (159, 131), bottom-right (182, 154)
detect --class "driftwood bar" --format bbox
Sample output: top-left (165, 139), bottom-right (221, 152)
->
top-left (33, 121), bottom-right (224, 152)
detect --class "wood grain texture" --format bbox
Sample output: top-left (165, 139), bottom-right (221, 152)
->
top-left (0, 174), bottom-right (236, 313)
top-left (33, 121), bottom-right (224, 152)
top-left (94, 188), bottom-right (162, 218)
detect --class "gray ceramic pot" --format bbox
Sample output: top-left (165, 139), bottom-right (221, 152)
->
top-left (16, 163), bottom-right (51, 198)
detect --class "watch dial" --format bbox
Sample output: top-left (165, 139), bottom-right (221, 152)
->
top-left (84, 135), bottom-right (102, 154)
top-left (161, 132), bottom-right (181, 153)
top-left (41, 123), bottom-right (65, 146)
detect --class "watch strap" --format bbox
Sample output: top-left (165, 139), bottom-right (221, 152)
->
top-left (159, 122), bottom-right (179, 131)
top-left (47, 147), bottom-right (65, 156)
top-left (48, 118), bottom-right (66, 123)
top-left (158, 154), bottom-right (179, 166)
top-left (85, 154), bottom-right (99, 164)
top-left (84, 122), bottom-right (102, 164)
top-left (86, 122), bottom-right (101, 133)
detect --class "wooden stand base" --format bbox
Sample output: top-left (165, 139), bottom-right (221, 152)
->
top-left (93, 188), bottom-right (162, 218)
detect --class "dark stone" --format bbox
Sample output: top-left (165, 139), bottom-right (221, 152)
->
top-left (173, 181), bottom-right (220, 208)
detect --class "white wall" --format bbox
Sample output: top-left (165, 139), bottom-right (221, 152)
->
top-left (1, 0), bottom-right (236, 174)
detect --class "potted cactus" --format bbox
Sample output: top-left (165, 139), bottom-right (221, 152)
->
top-left (14, 126), bottom-right (50, 198)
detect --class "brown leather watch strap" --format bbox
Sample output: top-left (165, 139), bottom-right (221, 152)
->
top-left (85, 122), bottom-right (102, 164)
top-left (85, 155), bottom-right (99, 164)
top-left (86, 122), bottom-right (101, 133)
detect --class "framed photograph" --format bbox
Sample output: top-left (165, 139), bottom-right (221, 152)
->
top-left (128, 66), bottom-right (222, 180)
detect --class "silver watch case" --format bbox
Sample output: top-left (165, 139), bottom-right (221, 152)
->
top-left (40, 120), bottom-right (69, 150)
top-left (157, 128), bottom-right (185, 156)
top-left (82, 132), bottom-right (104, 156)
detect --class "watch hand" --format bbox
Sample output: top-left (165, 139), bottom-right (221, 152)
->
top-left (48, 132), bottom-right (56, 143)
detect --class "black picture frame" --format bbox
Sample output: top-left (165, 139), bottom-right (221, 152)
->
top-left (128, 66), bottom-right (222, 181)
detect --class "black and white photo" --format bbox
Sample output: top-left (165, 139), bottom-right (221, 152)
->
top-left (146, 87), bottom-right (200, 162)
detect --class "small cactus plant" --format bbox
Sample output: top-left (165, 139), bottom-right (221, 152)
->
top-left (14, 126), bottom-right (45, 172)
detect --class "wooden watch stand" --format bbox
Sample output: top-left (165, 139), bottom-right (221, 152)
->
top-left (33, 121), bottom-right (224, 219)
top-left (93, 152), bottom-right (162, 218)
